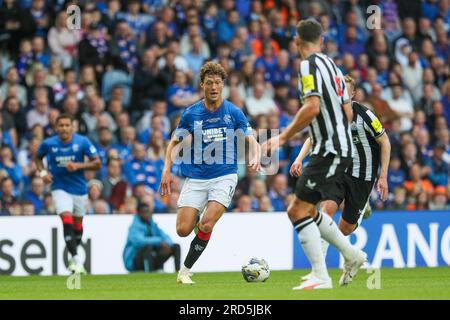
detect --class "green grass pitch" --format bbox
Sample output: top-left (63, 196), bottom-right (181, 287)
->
top-left (1, 267), bottom-right (450, 300)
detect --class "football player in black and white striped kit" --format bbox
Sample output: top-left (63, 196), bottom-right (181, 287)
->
top-left (291, 75), bottom-right (391, 286)
top-left (263, 20), bottom-right (367, 290)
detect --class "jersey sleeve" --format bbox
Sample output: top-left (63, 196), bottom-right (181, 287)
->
top-left (173, 109), bottom-right (192, 140)
top-left (362, 108), bottom-right (385, 138)
top-left (233, 106), bottom-right (253, 136)
top-left (298, 59), bottom-right (322, 99)
top-left (37, 140), bottom-right (49, 159)
top-left (337, 68), bottom-right (350, 104)
top-left (84, 137), bottom-right (98, 158)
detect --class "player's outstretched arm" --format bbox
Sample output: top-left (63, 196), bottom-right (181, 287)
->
top-left (290, 137), bottom-right (311, 177)
top-left (159, 137), bottom-right (181, 196)
top-left (246, 134), bottom-right (261, 172)
top-left (375, 132), bottom-right (391, 201)
top-left (262, 96), bottom-right (320, 155)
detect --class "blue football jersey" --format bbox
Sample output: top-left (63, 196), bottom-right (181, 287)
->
top-left (37, 133), bottom-right (98, 195)
top-left (174, 99), bottom-right (253, 179)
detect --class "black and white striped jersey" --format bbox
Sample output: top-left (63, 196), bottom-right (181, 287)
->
top-left (297, 52), bottom-right (352, 158)
top-left (349, 101), bottom-right (385, 181)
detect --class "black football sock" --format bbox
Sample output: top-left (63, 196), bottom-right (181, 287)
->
top-left (183, 230), bottom-right (211, 269)
top-left (61, 216), bottom-right (78, 257)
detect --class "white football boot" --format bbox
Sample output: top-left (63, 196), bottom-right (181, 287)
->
top-left (177, 270), bottom-right (195, 284)
top-left (339, 250), bottom-right (368, 286)
top-left (293, 274), bottom-right (333, 290)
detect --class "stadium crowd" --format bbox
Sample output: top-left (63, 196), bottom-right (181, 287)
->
top-left (0, 0), bottom-right (449, 216)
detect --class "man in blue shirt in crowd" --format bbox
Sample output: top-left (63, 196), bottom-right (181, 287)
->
top-left (123, 202), bottom-right (180, 272)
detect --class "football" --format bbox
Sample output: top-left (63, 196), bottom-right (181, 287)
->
top-left (241, 258), bottom-right (270, 282)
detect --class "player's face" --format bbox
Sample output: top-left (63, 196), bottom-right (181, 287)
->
top-left (56, 118), bottom-right (73, 141)
top-left (345, 81), bottom-right (355, 99)
top-left (201, 75), bottom-right (224, 103)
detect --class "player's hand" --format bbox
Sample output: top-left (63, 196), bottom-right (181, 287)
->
top-left (42, 172), bottom-right (53, 185)
top-left (66, 162), bottom-right (80, 172)
top-left (377, 176), bottom-right (388, 201)
top-left (248, 155), bottom-right (261, 172)
top-left (261, 136), bottom-right (282, 156)
top-left (159, 169), bottom-right (173, 196)
top-left (290, 160), bottom-right (303, 177)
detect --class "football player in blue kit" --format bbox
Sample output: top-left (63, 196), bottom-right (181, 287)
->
top-left (36, 114), bottom-right (101, 274)
top-left (160, 62), bottom-right (261, 284)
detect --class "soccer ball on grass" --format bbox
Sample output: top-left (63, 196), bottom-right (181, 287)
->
top-left (241, 258), bottom-right (270, 282)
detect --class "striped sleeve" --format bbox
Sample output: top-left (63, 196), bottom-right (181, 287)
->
top-left (337, 69), bottom-right (350, 104)
top-left (361, 108), bottom-right (385, 138)
top-left (298, 59), bottom-right (322, 99)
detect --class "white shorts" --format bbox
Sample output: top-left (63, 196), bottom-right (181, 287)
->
top-left (177, 174), bottom-right (238, 211)
top-left (52, 190), bottom-right (88, 217)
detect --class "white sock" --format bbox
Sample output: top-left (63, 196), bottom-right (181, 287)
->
top-left (315, 211), bottom-right (356, 261)
top-left (180, 265), bottom-right (190, 274)
top-left (321, 238), bottom-right (330, 258)
top-left (294, 217), bottom-right (329, 280)
top-left (73, 254), bottom-right (83, 266)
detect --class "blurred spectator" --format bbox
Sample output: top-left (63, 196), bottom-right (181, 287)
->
top-left (0, 67), bottom-right (28, 107)
top-left (387, 155), bottom-right (406, 193)
top-left (0, 145), bottom-right (22, 189)
top-left (123, 202), bottom-right (180, 272)
top-left (245, 82), bottom-right (277, 117)
top-left (166, 69), bottom-right (199, 117)
top-left (386, 187), bottom-right (408, 210)
top-left (0, 177), bottom-right (18, 215)
top-left (47, 11), bottom-right (81, 68)
top-left (429, 186), bottom-right (450, 210)
top-left (23, 175), bottom-right (44, 214)
top-left (426, 142), bottom-right (449, 187)
top-left (403, 163), bottom-right (434, 198)
top-left (101, 156), bottom-right (128, 211)
top-left (233, 195), bottom-right (252, 212)
top-left (268, 174), bottom-right (288, 211)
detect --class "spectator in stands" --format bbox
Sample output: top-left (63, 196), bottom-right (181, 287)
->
top-left (426, 142), bottom-right (449, 187)
top-left (123, 202), bottom-right (180, 272)
top-left (429, 186), bottom-right (450, 210)
top-left (101, 156), bottom-right (128, 211)
top-left (47, 11), bottom-right (81, 68)
top-left (166, 69), bottom-right (199, 117)
top-left (386, 187), bottom-right (408, 210)
top-left (388, 155), bottom-right (406, 193)
top-left (0, 67), bottom-right (28, 107)
top-left (0, 145), bottom-right (22, 190)
top-left (0, 177), bottom-right (18, 215)
top-left (233, 195), bottom-right (252, 212)
top-left (23, 175), bottom-right (44, 214)
top-left (124, 142), bottom-right (159, 192)
top-left (268, 174), bottom-right (288, 211)
top-left (403, 163), bottom-right (434, 198)
top-left (245, 82), bottom-right (277, 117)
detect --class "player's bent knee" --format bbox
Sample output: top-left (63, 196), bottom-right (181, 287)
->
top-left (339, 224), bottom-right (356, 236)
top-left (199, 222), bottom-right (214, 234)
top-left (176, 225), bottom-right (192, 237)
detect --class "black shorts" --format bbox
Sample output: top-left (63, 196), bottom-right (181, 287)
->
top-left (295, 154), bottom-right (351, 205)
top-left (327, 174), bottom-right (376, 225)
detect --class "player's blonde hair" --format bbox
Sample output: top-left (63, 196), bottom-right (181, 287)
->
top-left (344, 74), bottom-right (356, 92)
top-left (200, 62), bottom-right (228, 83)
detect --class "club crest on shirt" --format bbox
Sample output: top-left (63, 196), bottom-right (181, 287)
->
top-left (72, 144), bottom-right (79, 152)
top-left (223, 114), bottom-right (232, 124)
